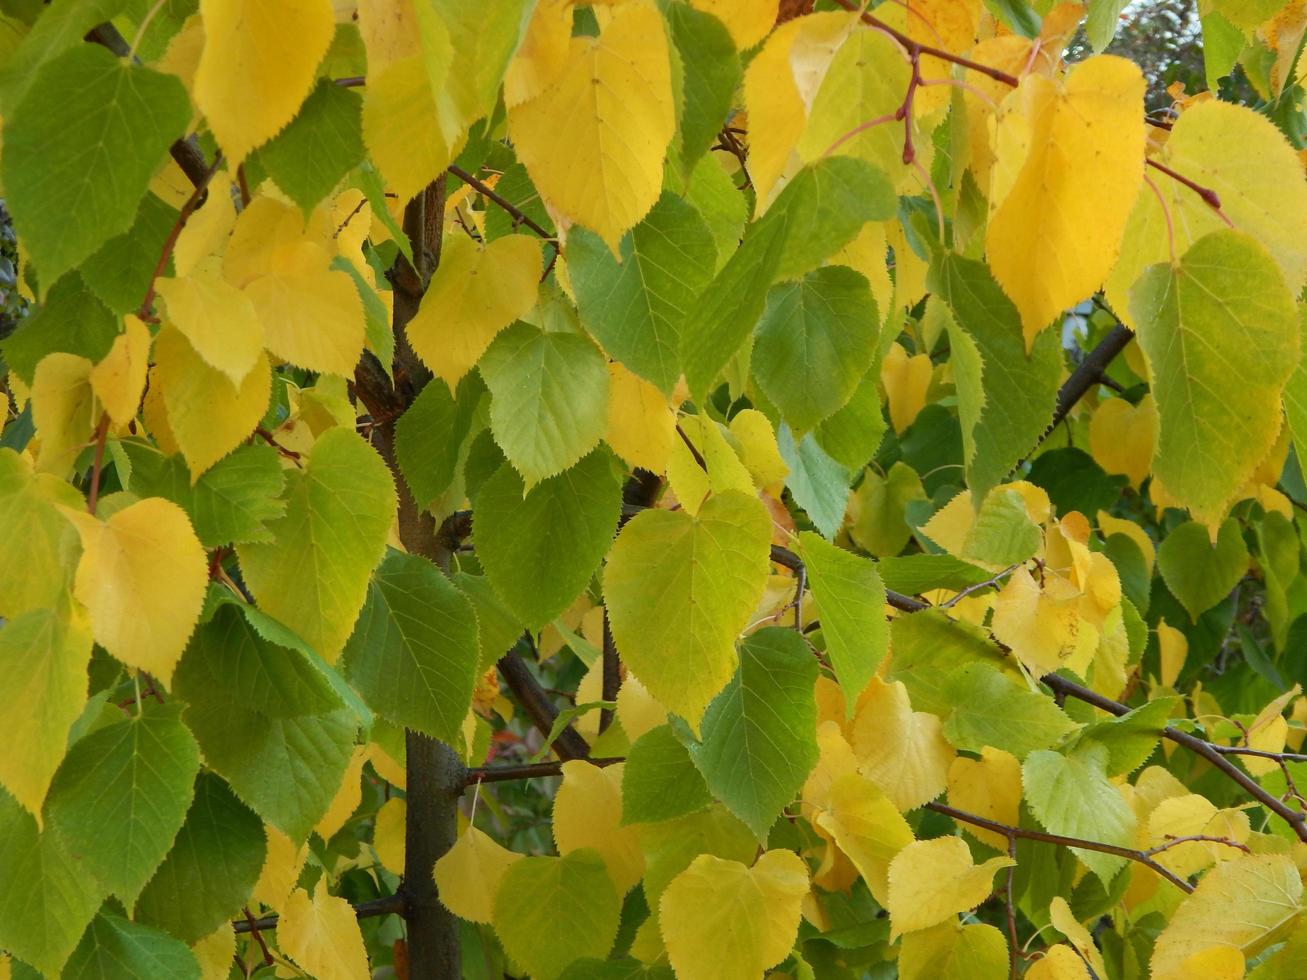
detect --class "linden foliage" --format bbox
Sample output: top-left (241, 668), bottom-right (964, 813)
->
top-left (6, 0), bottom-right (1307, 977)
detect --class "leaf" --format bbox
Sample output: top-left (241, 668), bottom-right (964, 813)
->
top-left (394, 374), bottom-right (485, 511)
top-left (64, 496), bottom-right (208, 688)
top-left (621, 725), bottom-right (713, 826)
top-left (152, 326), bottom-right (273, 478)
top-left (931, 252), bottom-right (1064, 500)
top-left (887, 836), bottom-right (1014, 939)
top-left (63, 914), bottom-right (201, 980)
top-left (433, 826), bottom-right (522, 926)
top-left (2, 46), bottom-right (189, 285)
top-left (691, 0), bottom-right (776, 50)
top-left (686, 628), bottom-right (819, 839)
top-left (472, 452), bottom-right (622, 632)
top-left (88, 317), bottom-right (150, 426)
top-left (405, 234), bottom-right (542, 390)
top-left (985, 55), bottom-right (1145, 343)
top-left (899, 920), bottom-right (1010, 980)
top-left (1079, 697), bottom-right (1177, 777)
top-left (493, 850), bottom-right (622, 980)
top-left (81, 194), bottom-right (179, 316)
top-left (1088, 395), bottom-right (1158, 489)
top-left (46, 703), bottom-right (199, 906)
top-left (553, 762), bottom-right (644, 895)
top-left (237, 427), bottom-right (396, 662)
top-left (604, 363), bottom-right (676, 473)
top-left (798, 531), bottom-right (888, 717)
top-left (0, 788), bottom-right (104, 976)
top-left (886, 609), bottom-right (1015, 717)
top-left (193, 0), bottom-right (335, 164)
top-left (778, 424), bottom-right (852, 540)
top-left (753, 265), bottom-right (880, 431)
top-left (569, 193), bottom-right (716, 394)
top-left (2, 273), bottom-right (117, 385)
top-left (156, 272), bottom-right (265, 386)
top-left (256, 81), bottom-right (366, 214)
top-left (0, 448), bottom-right (84, 619)
top-left (478, 322), bottom-right (610, 488)
top-left (1151, 854), bottom-right (1302, 980)
top-left (1157, 518), bottom-right (1249, 622)
top-left (0, 605), bottom-right (93, 818)
top-left (947, 748), bottom-right (1023, 851)
top-left (943, 663), bottom-right (1079, 759)
top-left (278, 881), bottom-right (371, 980)
top-left (604, 490), bottom-right (772, 729)
top-left (667, 3), bottom-right (740, 173)
top-left (244, 265), bottom-right (366, 378)
top-left (361, 51), bottom-right (462, 204)
top-left (1130, 230), bottom-right (1299, 528)
top-left (135, 774), bottom-right (266, 944)
top-left (1023, 742), bottom-right (1136, 882)
top-left (342, 550), bottom-right (481, 746)
top-left (30, 352), bottom-right (96, 478)
top-left (850, 677), bottom-right (955, 812)
top-left (813, 772), bottom-right (914, 905)
top-left (507, 0), bottom-right (675, 251)
top-left (659, 850), bottom-right (808, 980)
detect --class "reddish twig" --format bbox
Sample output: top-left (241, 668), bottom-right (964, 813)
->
top-left (86, 413), bottom-right (111, 515)
top-left (241, 907), bottom-right (274, 966)
top-left (137, 154), bottom-right (225, 320)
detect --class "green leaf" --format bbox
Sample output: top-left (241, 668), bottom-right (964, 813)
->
top-left (1157, 518), bottom-right (1249, 622)
top-left (493, 850), bottom-right (622, 980)
top-left (931, 253), bottom-right (1064, 501)
top-left (666, 2), bottom-right (740, 174)
top-left (45, 702), bottom-right (199, 906)
top-left (559, 959), bottom-right (675, 980)
top-left (455, 569), bottom-right (528, 671)
top-left (478, 322), bottom-right (610, 488)
top-left (473, 452), bottom-right (622, 632)
top-left (80, 193), bottom-right (178, 315)
top-left (679, 153), bottom-right (747, 269)
top-left (64, 913), bottom-right (201, 980)
top-left (256, 80), bottom-right (365, 214)
top-left (341, 549), bottom-right (481, 745)
top-left (778, 424), bottom-right (851, 540)
top-left (236, 427), bottom-right (396, 661)
top-left (605, 490), bottom-right (772, 729)
top-left (334, 255), bottom-right (394, 380)
top-left (0, 786), bottom-right (104, 976)
top-left (2, 45), bottom-right (190, 285)
top-left (1023, 741), bottom-right (1136, 882)
top-left (1077, 696), bottom-right (1177, 777)
top-left (135, 773), bottom-right (266, 943)
top-left (0, 0), bottom-right (127, 114)
top-left (1086, 0), bottom-right (1130, 50)
top-left (875, 554), bottom-right (992, 596)
top-left (569, 192), bottom-right (717, 394)
top-left (753, 266), bottom-right (879, 432)
top-left (942, 663), bottom-right (1078, 759)
top-left (481, 162), bottom-right (554, 242)
top-left (1283, 304), bottom-right (1307, 471)
top-left (1130, 230), bottom-right (1299, 528)
top-left (886, 610), bottom-right (1015, 717)
top-left (798, 531), bottom-right (888, 717)
top-left (681, 157), bottom-right (894, 398)
top-left (621, 724), bottom-right (713, 826)
top-left (2, 272), bottom-right (117, 384)
top-left (814, 372), bottom-right (887, 471)
top-left (395, 373), bottom-right (485, 511)
top-left (686, 628), bottom-right (819, 840)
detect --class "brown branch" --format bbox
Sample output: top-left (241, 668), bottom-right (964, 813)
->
top-left (600, 612), bottom-right (620, 734)
top-left (137, 153), bottom-right (225, 320)
top-left (233, 893), bottom-right (405, 935)
top-left (497, 649), bottom-right (591, 762)
top-left (1146, 158), bottom-right (1223, 212)
top-left (464, 756), bottom-right (624, 787)
top-left (240, 907), bottom-right (274, 965)
top-left (446, 164), bottom-right (555, 241)
top-left (1209, 745), bottom-right (1307, 765)
top-left (927, 801), bottom-right (1194, 893)
top-left (86, 413), bottom-right (111, 515)
top-left (1142, 834), bottom-right (1250, 858)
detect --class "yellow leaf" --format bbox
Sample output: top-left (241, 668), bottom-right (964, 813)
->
top-left (1026, 945), bottom-right (1093, 980)
top-left (245, 265), bottom-right (365, 377)
top-left (89, 317), bottom-right (152, 427)
top-left (278, 880), bottom-right (371, 980)
top-left (881, 342), bottom-right (932, 433)
top-left (252, 823), bottom-right (311, 912)
top-left (315, 746), bottom-right (367, 842)
top-left (190, 924), bottom-right (236, 980)
top-left (615, 673), bottom-right (667, 743)
top-left (728, 409), bottom-right (789, 495)
top-left (691, 0), bottom-right (778, 49)
top-left (374, 797), bottom-right (405, 876)
top-left (666, 414), bottom-right (755, 515)
top-left (986, 56), bottom-right (1145, 344)
top-left (193, 0), bottom-right (335, 164)
top-left (552, 761), bottom-right (644, 895)
top-left (362, 53), bottom-right (463, 204)
top-left (1145, 794), bottom-right (1250, 877)
top-left (850, 678), bottom-right (954, 812)
top-left (1151, 854), bottom-right (1302, 979)
top-left (63, 497), bottom-right (207, 687)
top-left (881, 0), bottom-right (982, 116)
top-left (507, 0), bottom-right (676, 251)
top-left (1098, 510), bottom-right (1155, 577)
top-left (432, 825), bottom-right (522, 925)
top-left (886, 836), bottom-right (1014, 939)
top-left (172, 172), bottom-right (237, 277)
top-left (814, 772), bottom-right (914, 905)
top-left (367, 741), bottom-right (405, 789)
top-left (503, 0), bottom-right (573, 108)
top-left (829, 222), bottom-right (893, 318)
top-left (802, 721), bottom-right (859, 813)
top-left (223, 195), bottom-right (333, 288)
top-left (1089, 395), bottom-right (1158, 489)
top-left (1157, 618), bottom-right (1188, 688)
top-left (660, 850), bottom-right (809, 980)
top-left (30, 353), bottom-right (96, 477)
top-left (356, 0), bottom-right (422, 71)
top-left (153, 326), bottom-right (272, 478)
top-left (157, 272), bottom-right (264, 385)
top-left (1175, 945), bottom-right (1246, 979)
top-left (1050, 896), bottom-right (1107, 977)
top-left (405, 234), bottom-right (542, 389)
top-left (946, 748), bottom-right (1022, 851)
top-left (991, 565), bottom-right (1085, 676)
top-left (604, 362), bottom-right (676, 474)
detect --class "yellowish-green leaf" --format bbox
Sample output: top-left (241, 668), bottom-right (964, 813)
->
top-left (278, 880), bottom-right (371, 980)
top-left (850, 677), bottom-right (955, 812)
top-left (30, 352), bottom-right (96, 477)
top-left (814, 772), bottom-right (913, 905)
top-left (886, 836), bottom-right (1014, 939)
top-left (88, 316), bottom-right (151, 427)
top-left (156, 272), bottom-right (264, 386)
top-left (899, 920), bottom-right (1011, 980)
top-left (433, 825), bottom-right (522, 926)
top-left (553, 761), bottom-right (644, 895)
top-left (0, 448), bottom-right (85, 619)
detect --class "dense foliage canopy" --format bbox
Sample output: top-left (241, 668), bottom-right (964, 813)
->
top-left (2, 0), bottom-right (1307, 977)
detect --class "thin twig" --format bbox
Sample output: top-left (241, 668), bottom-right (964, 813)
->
top-left (941, 563), bottom-right (1019, 608)
top-left (1141, 834), bottom-right (1251, 858)
top-left (138, 153), bottom-right (225, 320)
top-left (240, 908), bottom-right (274, 966)
top-left (446, 165), bottom-right (554, 241)
top-left (463, 756), bottom-right (625, 787)
top-left (233, 894), bottom-right (405, 934)
top-left (86, 414), bottom-right (111, 515)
